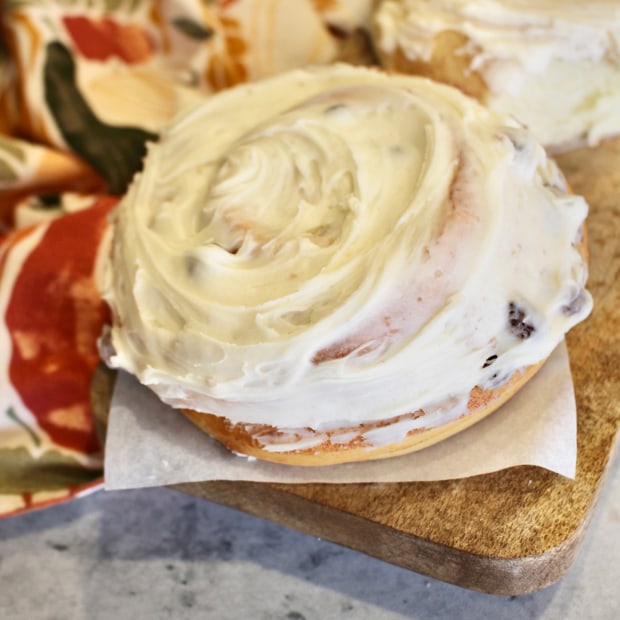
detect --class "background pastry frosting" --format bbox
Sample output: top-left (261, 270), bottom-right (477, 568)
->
top-left (373, 0), bottom-right (620, 148)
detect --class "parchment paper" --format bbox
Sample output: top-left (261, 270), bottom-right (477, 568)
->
top-left (103, 341), bottom-right (576, 490)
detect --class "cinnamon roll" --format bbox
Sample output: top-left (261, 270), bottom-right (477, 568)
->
top-left (372, 0), bottom-right (620, 150)
top-left (100, 65), bottom-right (591, 465)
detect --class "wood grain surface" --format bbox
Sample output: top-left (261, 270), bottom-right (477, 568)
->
top-left (92, 137), bottom-right (620, 596)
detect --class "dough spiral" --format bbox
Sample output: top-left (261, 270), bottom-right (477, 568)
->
top-left (101, 65), bottom-right (591, 464)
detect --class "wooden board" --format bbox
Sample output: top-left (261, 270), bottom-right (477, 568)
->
top-left (92, 137), bottom-right (620, 596)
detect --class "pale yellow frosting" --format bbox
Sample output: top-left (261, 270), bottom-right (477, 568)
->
top-left (374, 0), bottom-right (620, 148)
top-left (101, 65), bottom-right (591, 448)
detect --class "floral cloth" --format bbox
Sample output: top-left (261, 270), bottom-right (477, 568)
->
top-left (0, 0), bottom-right (373, 516)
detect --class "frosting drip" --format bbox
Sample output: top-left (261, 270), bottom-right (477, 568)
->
top-left (101, 65), bottom-right (591, 440)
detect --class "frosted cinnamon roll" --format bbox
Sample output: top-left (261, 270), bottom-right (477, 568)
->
top-left (100, 65), bottom-right (591, 465)
top-left (372, 0), bottom-right (620, 150)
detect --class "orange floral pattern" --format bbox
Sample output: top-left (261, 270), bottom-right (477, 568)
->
top-left (62, 16), bottom-right (155, 64)
top-left (0, 0), bottom-right (374, 516)
top-left (203, 14), bottom-right (248, 91)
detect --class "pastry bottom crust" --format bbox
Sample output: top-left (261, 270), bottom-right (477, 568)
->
top-left (181, 360), bottom-right (543, 466)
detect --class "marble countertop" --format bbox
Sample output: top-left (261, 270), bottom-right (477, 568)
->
top-left (1, 452), bottom-right (619, 620)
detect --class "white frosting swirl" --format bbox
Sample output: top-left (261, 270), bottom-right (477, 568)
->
top-left (101, 65), bottom-right (591, 440)
top-left (374, 0), bottom-right (620, 148)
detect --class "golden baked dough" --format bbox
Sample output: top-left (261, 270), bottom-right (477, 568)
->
top-left (383, 30), bottom-right (488, 102)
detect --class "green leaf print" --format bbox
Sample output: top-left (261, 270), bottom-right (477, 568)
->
top-left (172, 17), bottom-right (214, 41)
top-left (0, 136), bottom-right (26, 182)
top-left (0, 136), bottom-right (26, 162)
top-left (6, 406), bottom-right (41, 447)
top-left (6, 0), bottom-right (145, 14)
top-left (0, 158), bottom-right (18, 182)
top-left (0, 446), bottom-right (101, 494)
top-left (43, 40), bottom-right (158, 195)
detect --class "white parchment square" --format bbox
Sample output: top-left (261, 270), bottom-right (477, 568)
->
top-left (104, 341), bottom-right (576, 490)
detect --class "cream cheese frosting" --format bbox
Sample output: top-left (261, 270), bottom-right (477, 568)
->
top-left (101, 64), bottom-right (591, 448)
top-left (373, 0), bottom-right (620, 148)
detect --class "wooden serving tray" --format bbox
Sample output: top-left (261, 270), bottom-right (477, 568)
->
top-left (92, 139), bottom-right (620, 596)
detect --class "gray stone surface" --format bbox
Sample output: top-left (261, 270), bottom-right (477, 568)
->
top-left (1, 452), bottom-right (619, 620)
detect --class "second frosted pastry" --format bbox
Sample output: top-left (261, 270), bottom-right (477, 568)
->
top-left (373, 0), bottom-right (620, 150)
